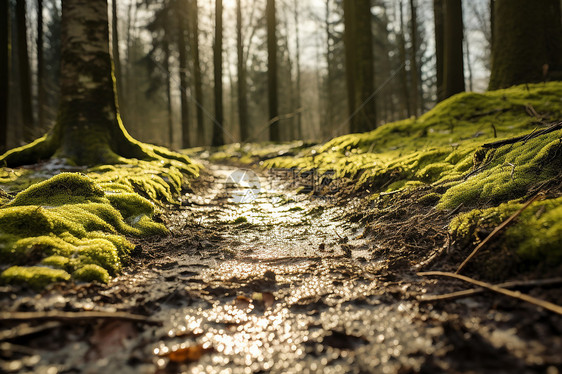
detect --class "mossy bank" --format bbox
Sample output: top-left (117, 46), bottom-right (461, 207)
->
top-left (0, 158), bottom-right (198, 289)
top-left (216, 82), bottom-right (562, 274)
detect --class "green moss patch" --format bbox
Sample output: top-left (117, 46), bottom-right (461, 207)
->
top-left (0, 158), bottom-right (197, 289)
top-left (215, 82), bottom-right (562, 272)
top-left (450, 197), bottom-right (562, 272)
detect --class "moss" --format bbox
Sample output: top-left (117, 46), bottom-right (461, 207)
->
top-left (0, 266), bottom-right (71, 290)
top-left (417, 193), bottom-right (442, 206)
top-left (7, 173), bottom-right (105, 206)
top-left (41, 255), bottom-right (70, 270)
top-left (72, 264), bottom-right (110, 283)
top-left (450, 197), bottom-right (562, 266)
top-left (233, 216), bottom-right (248, 224)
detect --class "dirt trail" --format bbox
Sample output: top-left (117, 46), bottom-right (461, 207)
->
top-left (1, 162), bottom-right (561, 373)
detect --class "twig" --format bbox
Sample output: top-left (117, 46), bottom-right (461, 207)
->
top-left (455, 192), bottom-right (543, 274)
top-left (482, 121), bottom-right (562, 149)
top-left (419, 277), bottom-right (562, 302)
top-left (0, 311), bottom-right (162, 326)
top-left (417, 271), bottom-right (562, 315)
top-left (0, 321), bottom-right (61, 341)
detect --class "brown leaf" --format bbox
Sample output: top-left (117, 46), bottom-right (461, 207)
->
top-left (166, 344), bottom-right (213, 363)
top-left (252, 292), bottom-right (275, 309)
top-left (234, 295), bottom-right (252, 309)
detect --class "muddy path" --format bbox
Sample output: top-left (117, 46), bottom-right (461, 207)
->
top-left (1, 161), bottom-right (561, 373)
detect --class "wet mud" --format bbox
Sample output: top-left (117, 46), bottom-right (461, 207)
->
top-left (1, 162), bottom-right (561, 373)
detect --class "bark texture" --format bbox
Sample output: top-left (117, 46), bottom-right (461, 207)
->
top-left (236, 0), bottom-right (249, 142)
top-left (488, 0), bottom-right (562, 89)
top-left (443, 0), bottom-right (465, 98)
top-left (176, 3), bottom-right (190, 148)
top-left (267, 0), bottom-right (279, 142)
top-left (343, 0), bottom-right (376, 133)
top-left (16, 0), bottom-right (34, 141)
top-left (0, 0), bottom-right (8, 153)
top-left (1, 0), bottom-right (151, 167)
top-left (433, 0), bottom-right (444, 102)
top-left (212, 0), bottom-right (224, 146)
top-left (191, 0), bottom-right (205, 146)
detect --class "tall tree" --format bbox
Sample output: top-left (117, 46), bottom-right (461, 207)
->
top-left (293, 0), bottom-right (302, 139)
top-left (37, 0), bottom-right (45, 130)
top-left (488, 0), bottom-right (562, 89)
top-left (236, 0), bottom-right (249, 142)
top-left (111, 0), bottom-right (123, 110)
top-left (343, 0), bottom-right (376, 133)
top-left (397, 1), bottom-right (411, 117)
top-left (175, 0), bottom-right (190, 148)
top-left (16, 0), bottom-right (34, 141)
top-left (443, 0), bottom-right (465, 98)
top-left (0, 0), bottom-right (8, 153)
top-left (191, 0), bottom-right (205, 145)
top-left (267, 0), bottom-right (279, 141)
top-left (433, 0), bottom-right (444, 102)
top-left (162, 19), bottom-right (174, 147)
top-left (409, 0), bottom-right (420, 116)
top-left (1, 0), bottom-right (186, 167)
top-left (212, 0), bottom-right (224, 146)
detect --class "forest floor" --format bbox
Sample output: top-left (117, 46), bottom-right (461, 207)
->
top-left (1, 158), bottom-right (562, 373)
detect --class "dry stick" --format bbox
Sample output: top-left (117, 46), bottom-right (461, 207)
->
top-left (482, 121), bottom-right (562, 149)
top-left (0, 311), bottom-right (162, 326)
top-left (419, 277), bottom-right (562, 302)
top-left (455, 193), bottom-right (543, 274)
top-left (418, 271), bottom-right (562, 316)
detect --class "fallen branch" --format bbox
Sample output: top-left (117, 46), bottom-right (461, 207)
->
top-left (419, 277), bottom-right (562, 302)
top-left (455, 193), bottom-right (543, 274)
top-left (482, 121), bottom-right (562, 149)
top-left (417, 271), bottom-right (562, 316)
top-left (0, 311), bottom-right (162, 326)
top-left (0, 321), bottom-right (61, 341)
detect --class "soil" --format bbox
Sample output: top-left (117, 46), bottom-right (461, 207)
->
top-left (1, 160), bottom-right (561, 374)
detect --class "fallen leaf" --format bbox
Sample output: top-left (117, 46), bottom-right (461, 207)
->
top-left (165, 344), bottom-right (213, 363)
top-left (252, 292), bottom-right (275, 309)
top-left (234, 295), bottom-right (252, 309)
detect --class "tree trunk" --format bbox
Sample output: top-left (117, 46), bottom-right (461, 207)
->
top-left (162, 32), bottom-right (173, 148)
top-left (488, 0), bottom-right (562, 90)
top-left (236, 0), bottom-right (249, 142)
top-left (37, 0), bottom-right (45, 130)
top-left (267, 0), bottom-right (279, 142)
top-left (1, 0), bottom-right (166, 167)
top-left (324, 0), bottom-right (333, 135)
top-left (433, 0), bottom-right (444, 102)
top-left (409, 0), bottom-right (420, 116)
top-left (397, 0), bottom-right (411, 117)
top-left (343, 0), bottom-right (376, 133)
top-left (212, 0), bottom-right (224, 146)
top-left (443, 0), bottom-right (465, 98)
top-left (176, 2), bottom-right (190, 149)
top-left (293, 0), bottom-right (302, 140)
top-left (191, 0), bottom-right (205, 146)
top-left (16, 0), bottom-right (34, 141)
top-left (111, 0), bottom-right (123, 114)
top-left (0, 0), bottom-right (8, 153)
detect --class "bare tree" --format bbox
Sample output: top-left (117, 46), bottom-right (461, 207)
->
top-left (236, 0), bottom-right (249, 142)
top-left (0, 0), bottom-right (8, 152)
top-left (267, 0), bottom-right (279, 141)
top-left (16, 0), bottom-right (34, 141)
top-left (212, 0), bottom-right (224, 146)
top-left (443, 0), bottom-right (465, 98)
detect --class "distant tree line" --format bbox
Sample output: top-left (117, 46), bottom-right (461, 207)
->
top-left (1, 0), bottom-right (561, 154)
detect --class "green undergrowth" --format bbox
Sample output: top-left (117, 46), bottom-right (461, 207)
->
top-left (0, 158), bottom-right (198, 289)
top-left (217, 82), bottom-right (562, 270)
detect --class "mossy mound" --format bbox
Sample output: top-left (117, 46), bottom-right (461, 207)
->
top-left (450, 196), bottom-right (562, 274)
top-left (0, 159), bottom-right (197, 289)
top-left (216, 82), bottom-right (562, 271)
